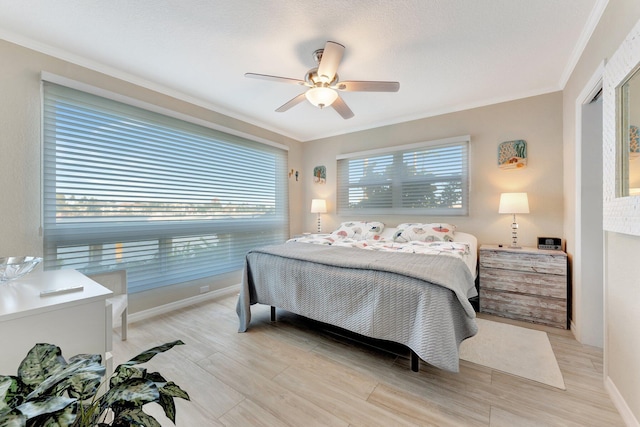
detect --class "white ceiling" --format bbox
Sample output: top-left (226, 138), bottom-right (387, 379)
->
top-left (0, 0), bottom-right (604, 142)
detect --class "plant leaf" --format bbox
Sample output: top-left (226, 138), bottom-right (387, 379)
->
top-left (156, 393), bottom-right (176, 424)
top-left (17, 344), bottom-right (66, 390)
top-left (65, 370), bottom-right (103, 401)
top-left (101, 378), bottom-right (159, 410)
top-left (117, 341), bottom-right (185, 368)
top-left (153, 382), bottom-right (190, 424)
top-left (25, 358), bottom-right (104, 402)
top-left (15, 396), bottom-right (76, 420)
top-left (25, 403), bottom-right (76, 427)
top-left (62, 354), bottom-right (105, 400)
top-left (68, 354), bottom-right (102, 365)
top-left (143, 372), bottom-right (166, 383)
top-left (0, 377), bottom-right (13, 404)
top-left (71, 402), bottom-right (97, 427)
top-left (159, 382), bottom-right (190, 401)
top-left (109, 366), bottom-right (146, 389)
top-left (111, 407), bottom-right (161, 427)
top-left (0, 412), bottom-right (26, 427)
top-left (0, 376), bottom-right (22, 412)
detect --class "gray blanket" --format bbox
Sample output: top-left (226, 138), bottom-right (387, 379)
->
top-left (236, 242), bottom-right (478, 372)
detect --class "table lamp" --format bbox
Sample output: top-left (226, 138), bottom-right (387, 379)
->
top-left (310, 199), bottom-right (327, 233)
top-left (498, 192), bottom-right (529, 248)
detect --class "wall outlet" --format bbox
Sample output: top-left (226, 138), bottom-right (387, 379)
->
top-left (199, 285), bottom-right (210, 294)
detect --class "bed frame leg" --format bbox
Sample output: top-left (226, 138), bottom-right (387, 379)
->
top-left (410, 350), bottom-right (419, 372)
top-left (270, 306), bottom-right (276, 322)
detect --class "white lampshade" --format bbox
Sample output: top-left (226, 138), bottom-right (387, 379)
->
top-left (305, 87), bottom-right (338, 109)
top-left (498, 193), bottom-right (529, 214)
top-left (310, 199), bottom-right (327, 213)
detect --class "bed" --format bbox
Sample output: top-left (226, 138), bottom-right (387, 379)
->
top-left (236, 222), bottom-right (478, 373)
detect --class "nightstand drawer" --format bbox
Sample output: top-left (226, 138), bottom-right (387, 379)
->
top-left (479, 267), bottom-right (566, 299)
top-left (479, 249), bottom-right (566, 275)
top-left (479, 244), bottom-right (567, 329)
top-left (480, 288), bottom-right (567, 328)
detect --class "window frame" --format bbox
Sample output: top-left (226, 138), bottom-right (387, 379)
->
top-left (336, 135), bottom-right (470, 216)
top-left (41, 74), bottom-right (289, 293)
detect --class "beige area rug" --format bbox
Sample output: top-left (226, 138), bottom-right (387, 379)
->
top-left (459, 318), bottom-right (566, 390)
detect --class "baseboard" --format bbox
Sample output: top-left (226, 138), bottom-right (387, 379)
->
top-left (569, 319), bottom-right (578, 340)
top-left (128, 284), bottom-right (240, 324)
top-left (605, 375), bottom-right (639, 427)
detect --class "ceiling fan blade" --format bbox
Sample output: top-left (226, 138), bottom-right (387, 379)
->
top-left (334, 81), bottom-right (400, 92)
top-left (317, 41), bottom-right (344, 83)
top-left (275, 93), bottom-right (307, 112)
top-left (331, 95), bottom-right (354, 119)
top-left (245, 73), bottom-right (306, 86)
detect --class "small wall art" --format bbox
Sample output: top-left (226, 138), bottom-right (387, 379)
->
top-left (498, 139), bottom-right (527, 170)
top-left (313, 165), bottom-right (326, 184)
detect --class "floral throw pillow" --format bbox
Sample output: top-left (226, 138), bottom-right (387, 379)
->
top-left (393, 223), bottom-right (456, 242)
top-left (331, 221), bottom-right (385, 240)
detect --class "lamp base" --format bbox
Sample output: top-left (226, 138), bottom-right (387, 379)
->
top-left (510, 217), bottom-right (520, 249)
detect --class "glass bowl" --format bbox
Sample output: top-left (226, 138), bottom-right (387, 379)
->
top-left (0, 256), bottom-right (43, 283)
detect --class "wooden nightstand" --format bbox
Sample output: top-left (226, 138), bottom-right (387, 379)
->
top-left (479, 244), bottom-right (568, 329)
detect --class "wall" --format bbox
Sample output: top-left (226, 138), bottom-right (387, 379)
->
top-left (0, 39), bottom-right (303, 313)
top-left (300, 92), bottom-right (564, 249)
top-left (605, 232), bottom-right (640, 425)
top-left (563, 0), bottom-right (640, 424)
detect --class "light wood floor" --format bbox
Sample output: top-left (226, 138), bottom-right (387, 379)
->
top-left (112, 294), bottom-right (624, 426)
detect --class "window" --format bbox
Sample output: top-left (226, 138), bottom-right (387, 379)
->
top-left (42, 81), bottom-right (289, 293)
top-left (337, 136), bottom-right (469, 215)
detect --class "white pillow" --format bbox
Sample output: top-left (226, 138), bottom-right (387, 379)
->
top-left (394, 223), bottom-right (456, 242)
top-left (331, 221), bottom-right (385, 240)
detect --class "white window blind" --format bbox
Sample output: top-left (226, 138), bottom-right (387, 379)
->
top-left (42, 82), bottom-right (289, 293)
top-left (337, 137), bottom-right (469, 215)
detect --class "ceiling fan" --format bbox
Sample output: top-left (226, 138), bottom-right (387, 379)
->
top-left (245, 41), bottom-right (400, 119)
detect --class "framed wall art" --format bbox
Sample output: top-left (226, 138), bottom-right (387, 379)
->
top-left (313, 165), bottom-right (326, 184)
top-left (498, 139), bottom-right (527, 169)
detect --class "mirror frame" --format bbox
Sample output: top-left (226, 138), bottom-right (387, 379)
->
top-left (603, 18), bottom-right (640, 236)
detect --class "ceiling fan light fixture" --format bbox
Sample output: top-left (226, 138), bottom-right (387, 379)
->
top-left (246, 40), bottom-right (399, 118)
top-left (305, 86), bottom-right (338, 109)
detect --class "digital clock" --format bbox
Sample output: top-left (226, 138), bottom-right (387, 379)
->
top-left (537, 237), bottom-right (562, 250)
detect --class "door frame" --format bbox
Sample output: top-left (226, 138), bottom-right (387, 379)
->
top-left (572, 60), bottom-right (605, 345)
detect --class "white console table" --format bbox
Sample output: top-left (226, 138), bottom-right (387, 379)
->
top-left (0, 269), bottom-right (113, 376)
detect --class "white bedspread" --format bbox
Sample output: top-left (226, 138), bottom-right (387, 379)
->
top-left (287, 229), bottom-right (478, 298)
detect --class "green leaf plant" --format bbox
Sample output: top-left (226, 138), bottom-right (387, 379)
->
top-left (0, 340), bottom-right (189, 426)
